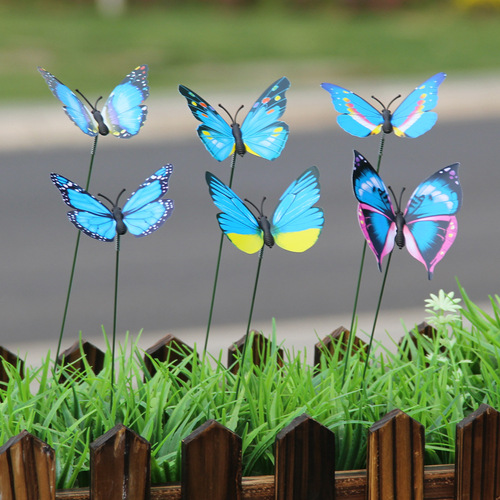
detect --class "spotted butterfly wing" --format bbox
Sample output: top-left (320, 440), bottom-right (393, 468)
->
top-left (206, 167), bottom-right (323, 254)
top-left (352, 151), bottom-right (462, 279)
top-left (51, 165), bottom-right (174, 241)
top-left (321, 73), bottom-right (446, 138)
top-left (38, 65), bottom-right (149, 138)
top-left (179, 77), bottom-right (290, 161)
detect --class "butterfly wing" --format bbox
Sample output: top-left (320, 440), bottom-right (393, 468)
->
top-left (391, 72), bottom-right (446, 138)
top-left (270, 167), bottom-right (324, 252)
top-left (403, 163), bottom-right (462, 278)
top-left (38, 67), bottom-right (98, 136)
top-left (50, 173), bottom-right (116, 241)
top-left (101, 65), bottom-right (149, 138)
top-left (206, 172), bottom-right (263, 254)
top-left (179, 85), bottom-right (235, 161)
top-left (240, 77), bottom-right (290, 160)
top-left (321, 83), bottom-right (384, 137)
top-left (121, 164), bottom-right (175, 237)
top-left (352, 151), bottom-right (397, 270)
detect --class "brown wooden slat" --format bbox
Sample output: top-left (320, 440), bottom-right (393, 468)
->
top-left (90, 423), bottom-right (150, 500)
top-left (455, 403), bottom-right (500, 499)
top-left (228, 331), bottom-right (283, 374)
top-left (275, 413), bottom-right (335, 499)
top-left (367, 409), bottom-right (425, 500)
top-left (0, 346), bottom-right (24, 387)
top-left (181, 419), bottom-right (242, 500)
top-left (144, 334), bottom-right (195, 380)
top-left (54, 466), bottom-right (456, 499)
top-left (314, 326), bottom-right (367, 366)
top-left (57, 340), bottom-right (105, 380)
top-left (0, 430), bottom-right (55, 500)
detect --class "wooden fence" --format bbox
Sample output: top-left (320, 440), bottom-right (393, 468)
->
top-left (0, 324), bottom-right (499, 499)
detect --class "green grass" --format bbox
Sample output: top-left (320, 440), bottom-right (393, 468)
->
top-left (1, 2), bottom-right (500, 102)
top-left (1, 287), bottom-right (499, 489)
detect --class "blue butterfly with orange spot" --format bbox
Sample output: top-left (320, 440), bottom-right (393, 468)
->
top-left (321, 73), bottom-right (446, 138)
top-left (38, 65), bottom-right (149, 138)
top-left (179, 77), bottom-right (290, 162)
top-left (352, 151), bottom-right (462, 279)
top-left (51, 166), bottom-right (174, 242)
top-left (206, 167), bottom-right (324, 254)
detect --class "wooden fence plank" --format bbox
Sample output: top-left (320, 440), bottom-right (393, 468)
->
top-left (455, 403), bottom-right (500, 499)
top-left (144, 334), bottom-right (195, 380)
top-left (58, 340), bottom-right (105, 379)
top-left (367, 409), bottom-right (424, 500)
top-left (314, 326), bottom-right (366, 366)
top-left (228, 331), bottom-right (283, 374)
top-left (275, 413), bottom-right (336, 499)
top-left (0, 430), bottom-right (55, 500)
top-left (181, 419), bottom-right (242, 500)
top-left (90, 423), bottom-right (150, 500)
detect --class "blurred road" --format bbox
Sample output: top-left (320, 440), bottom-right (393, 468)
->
top-left (1, 74), bottom-right (499, 364)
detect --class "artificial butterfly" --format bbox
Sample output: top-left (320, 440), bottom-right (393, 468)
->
top-left (206, 167), bottom-right (324, 254)
top-left (38, 65), bottom-right (149, 138)
top-left (321, 72), bottom-right (446, 138)
top-left (51, 165), bottom-right (174, 242)
top-left (352, 151), bottom-right (462, 279)
top-left (179, 77), bottom-right (290, 162)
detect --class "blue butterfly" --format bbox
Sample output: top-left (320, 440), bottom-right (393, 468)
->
top-left (51, 166), bottom-right (174, 241)
top-left (206, 167), bottom-right (324, 254)
top-left (352, 151), bottom-right (462, 279)
top-left (179, 77), bottom-right (290, 162)
top-left (38, 65), bottom-right (149, 138)
top-left (321, 73), bottom-right (446, 138)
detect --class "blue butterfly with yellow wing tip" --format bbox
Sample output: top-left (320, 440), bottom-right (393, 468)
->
top-left (206, 167), bottom-right (324, 254)
top-left (179, 77), bottom-right (290, 162)
top-left (51, 165), bottom-right (174, 242)
top-left (352, 151), bottom-right (462, 279)
top-left (38, 65), bottom-right (149, 138)
top-left (321, 73), bottom-right (446, 138)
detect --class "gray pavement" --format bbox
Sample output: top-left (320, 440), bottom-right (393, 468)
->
top-left (2, 72), bottom-right (498, 366)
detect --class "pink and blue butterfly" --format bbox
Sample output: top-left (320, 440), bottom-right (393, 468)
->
top-left (38, 65), bottom-right (149, 138)
top-left (51, 166), bottom-right (174, 241)
top-left (321, 73), bottom-right (446, 138)
top-left (206, 167), bottom-right (324, 254)
top-left (352, 151), bottom-right (462, 279)
top-left (179, 77), bottom-right (290, 162)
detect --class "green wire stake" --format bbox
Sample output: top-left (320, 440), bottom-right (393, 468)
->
top-left (203, 151), bottom-right (238, 354)
top-left (55, 135), bottom-right (99, 370)
top-left (110, 233), bottom-right (121, 410)
top-left (234, 246), bottom-right (265, 399)
top-left (342, 134), bottom-right (386, 386)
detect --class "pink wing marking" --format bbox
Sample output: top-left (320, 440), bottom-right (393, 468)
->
top-left (403, 215), bottom-right (458, 279)
top-left (358, 204), bottom-right (396, 271)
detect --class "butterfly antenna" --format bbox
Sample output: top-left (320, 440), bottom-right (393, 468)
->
top-left (388, 185), bottom-right (405, 212)
top-left (244, 197), bottom-right (265, 217)
top-left (371, 95), bottom-right (386, 110)
top-left (75, 89), bottom-right (100, 111)
top-left (218, 103), bottom-right (244, 125)
top-left (387, 94), bottom-right (401, 110)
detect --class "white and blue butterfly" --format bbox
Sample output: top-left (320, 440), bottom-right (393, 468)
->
top-left (353, 151), bottom-right (462, 279)
top-left (206, 167), bottom-right (324, 254)
top-left (321, 73), bottom-right (446, 138)
top-left (51, 166), bottom-right (174, 242)
top-left (38, 65), bottom-right (149, 138)
top-left (179, 77), bottom-right (290, 162)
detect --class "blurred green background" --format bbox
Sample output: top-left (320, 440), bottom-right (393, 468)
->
top-left (1, 0), bottom-right (500, 103)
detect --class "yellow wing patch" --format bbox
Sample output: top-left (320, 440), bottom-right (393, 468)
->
top-left (226, 233), bottom-right (264, 254)
top-left (274, 228), bottom-right (322, 253)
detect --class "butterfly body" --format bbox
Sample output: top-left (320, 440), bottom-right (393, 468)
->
top-left (51, 165), bottom-right (174, 242)
top-left (352, 151), bottom-right (462, 279)
top-left (38, 65), bottom-right (149, 138)
top-left (206, 167), bottom-right (324, 254)
top-left (321, 73), bottom-right (446, 138)
top-left (179, 77), bottom-right (290, 161)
